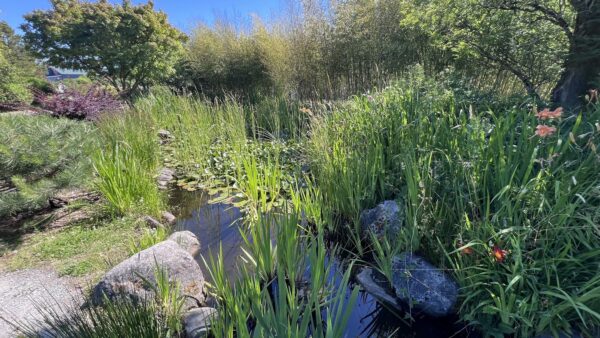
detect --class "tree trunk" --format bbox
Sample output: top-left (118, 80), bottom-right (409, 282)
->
top-left (551, 1), bottom-right (600, 110)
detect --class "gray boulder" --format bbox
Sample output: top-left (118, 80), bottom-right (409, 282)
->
top-left (168, 231), bottom-right (201, 258)
top-left (92, 240), bottom-right (205, 309)
top-left (391, 253), bottom-right (458, 317)
top-left (359, 200), bottom-right (405, 239)
top-left (356, 253), bottom-right (458, 317)
top-left (184, 307), bottom-right (217, 338)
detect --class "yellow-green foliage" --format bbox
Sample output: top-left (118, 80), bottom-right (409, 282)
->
top-left (178, 0), bottom-right (432, 99)
top-left (184, 23), bottom-right (269, 96)
top-left (0, 45), bottom-right (32, 104)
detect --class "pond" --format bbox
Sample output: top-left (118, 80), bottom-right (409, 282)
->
top-left (169, 189), bottom-right (473, 337)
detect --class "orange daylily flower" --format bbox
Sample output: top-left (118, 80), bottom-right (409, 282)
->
top-left (492, 245), bottom-right (508, 263)
top-left (535, 125), bottom-right (557, 137)
top-left (461, 246), bottom-right (474, 255)
top-left (535, 107), bottom-right (563, 120)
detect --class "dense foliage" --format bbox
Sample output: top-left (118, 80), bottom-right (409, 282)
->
top-left (4, 1), bottom-right (600, 337)
top-left (401, 0), bottom-right (600, 109)
top-left (0, 22), bottom-right (41, 105)
top-left (176, 0), bottom-right (435, 99)
top-left (174, 0), bottom-right (599, 108)
top-left (309, 81), bottom-right (600, 336)
top-left (86, 82), bottom-right (599, 336)
top-left (22, 0), bottom-right (187, 96)
top-left (0, 115), bottom-right (96, 222)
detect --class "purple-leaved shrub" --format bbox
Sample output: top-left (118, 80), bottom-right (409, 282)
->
top-left (35, 86), bottom-right (123, 121)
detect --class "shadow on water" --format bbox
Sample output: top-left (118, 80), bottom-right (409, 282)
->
top-left (169, 189), bottom-right (475, 338)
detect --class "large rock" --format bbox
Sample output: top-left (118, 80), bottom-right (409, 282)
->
top-left (390, 253), bottom-right (458, 317)
top-left (359, 199), bottom-right (405, 239)
top-left (168, 231), bottom-right (201, 258)
top-left (356, 253), bottom-right (458, 318)
top-left (92, 240), bottom-right (205, 309)
top-left (184, 307), bottom-right (217, 338)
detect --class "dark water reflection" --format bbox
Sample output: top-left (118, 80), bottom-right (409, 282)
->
top-left (169, 189), bottom-right (474, 338)
top-left (169, 189), bottom-right (244, 281)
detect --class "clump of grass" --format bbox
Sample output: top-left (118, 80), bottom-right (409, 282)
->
top-left (6, 215), bottom-right (143, 278)
top-left (128, 227), bottom-right (168, 255)
top-left (93, 111), bottom-right (163, 216)
top-left (205, 211), bottom-right (359, 337)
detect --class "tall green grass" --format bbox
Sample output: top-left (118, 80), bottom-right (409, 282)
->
top-left (308, 81), bottom-right (600, 336)
top-left (93, 111), bottom-right (163, 216)
top-left (205, 208), bottom-right (359, 337)
top-left (85, 80), bottom-right (600, 336)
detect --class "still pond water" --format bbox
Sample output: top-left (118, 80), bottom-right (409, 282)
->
top-left (169, 190), bottom-right (473, 338)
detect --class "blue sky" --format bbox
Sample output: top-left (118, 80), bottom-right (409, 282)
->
top-left (0, 0), bottom-right (283, 33)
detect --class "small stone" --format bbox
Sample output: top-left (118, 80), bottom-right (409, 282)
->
top-left (184, 307), bottom-right (217, 338)
top-left (158, 129), bottom-right (173, 140)
top-left (157, 168), bottom-right (175, 189)
top-left (168, 231), bottom-right (201, 258)
top-left (143, 215), bottom-right (164, 229)
top-left (162, 211), bottom-right (177, 225)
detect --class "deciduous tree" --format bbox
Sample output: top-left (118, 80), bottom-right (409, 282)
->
top-left (22, 0), bottom-right (187, 96)
top-left (402, 0), bottom-right (599, 109)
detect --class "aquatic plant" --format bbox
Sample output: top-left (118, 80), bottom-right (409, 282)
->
top-left (308, 82), bottom-right (600, 336)
top-left (93, 111), bottom-right (163, 216)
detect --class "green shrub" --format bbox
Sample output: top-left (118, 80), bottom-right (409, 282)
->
top-left (0, 115), bottom-right (96, 219)
top-left (0, 47), bottom-right (32, 104)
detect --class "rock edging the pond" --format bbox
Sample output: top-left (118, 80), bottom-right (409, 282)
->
top-left (360, 199), bottom-right (405, 239)
top-left (91, 232), bottom-right (205, 309)
top-left (168, 230), bottom-right (201, 258)
top-left (358, 200), bottom-right (459, 318)
top-left (356, 252), bottom-right (459, 317)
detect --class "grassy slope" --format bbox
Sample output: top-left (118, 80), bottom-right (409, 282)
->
top-left (3, 215), bottom-right (141, 280)
top-left (0, 114), bottom-right (153, 281)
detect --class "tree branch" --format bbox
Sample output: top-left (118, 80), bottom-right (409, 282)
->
top-left (483, 1), bottom-right (574, 41)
